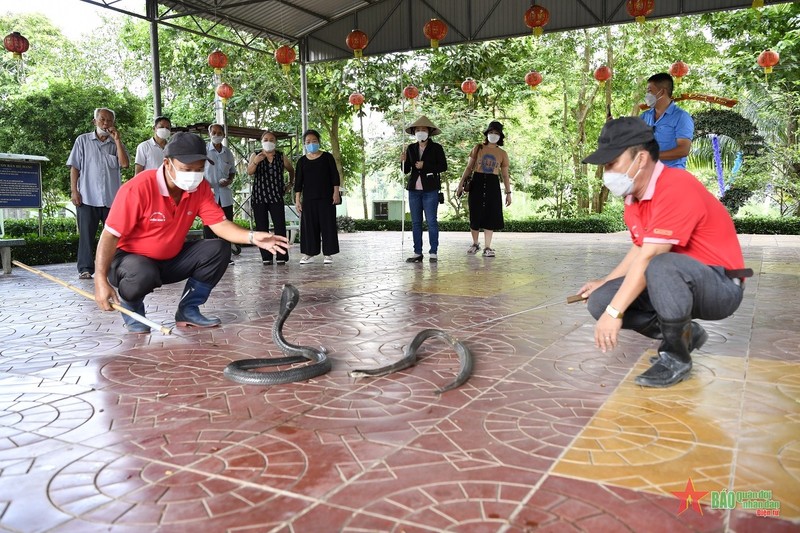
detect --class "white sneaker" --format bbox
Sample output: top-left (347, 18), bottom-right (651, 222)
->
top-left (299, 255), bottom-right (314, 264)
top-left (323, 256), bottom-right (333, 264)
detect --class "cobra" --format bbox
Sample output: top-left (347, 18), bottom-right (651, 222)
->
top-left (349, 328), bottom-right (473, 394)
top-left (224, 284), bottom-right (331, 385)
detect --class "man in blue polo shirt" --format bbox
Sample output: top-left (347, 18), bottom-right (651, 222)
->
top-left (640, 73), bottom-right (693, 169)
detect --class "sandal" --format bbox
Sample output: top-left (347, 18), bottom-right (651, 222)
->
top-left (405, 254), bottom-right (423, 263)
top-left (466, 243), bottom-right (480, 255)
top-left (483, 248), bottom-right (495, 257)
top-left (79, 272), bottom-right (92, 279)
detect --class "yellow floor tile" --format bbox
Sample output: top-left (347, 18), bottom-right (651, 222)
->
top-left (733, 450), bottom-right (800, 519)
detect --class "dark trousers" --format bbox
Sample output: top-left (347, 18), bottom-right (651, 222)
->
top-left (202, 204), bottom-right (234, 239)
top-left (253, 202), bottom-right (288, 261)
top-left (299, 198), bottom-right (339, 256)
top-left (108, 239), bottom-right (230, 302)
top-left (587, 252), bottom-right (744, 328)
top-left (76, 204), bottom-right (110, 274)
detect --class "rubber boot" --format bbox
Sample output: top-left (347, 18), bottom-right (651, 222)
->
top-left (635, 318), bottom-right (693, 388)
top-left (646, 321), bottom-right (708, 363)
top-left (119, 297), bottom-right (150, 334)
top-left (175, 278), bottom-right (221, 328)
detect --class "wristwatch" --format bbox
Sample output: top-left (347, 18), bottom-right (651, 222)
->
top-left (605, 304), bottom-right (624, 319)
top-left (248, 231), bottom-right (254, 245)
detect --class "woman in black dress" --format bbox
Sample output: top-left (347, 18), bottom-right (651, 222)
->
top-left (246, 130), bottom-right (295, 265)
top-left (293, 129), bottom-right (341, 264)
top-left (456, 121), bottom-right (512, 257)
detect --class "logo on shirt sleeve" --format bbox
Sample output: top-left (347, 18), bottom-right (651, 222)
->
top-left (653, 228), bottom-right (673, 236)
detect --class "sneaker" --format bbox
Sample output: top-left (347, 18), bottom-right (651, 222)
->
top-left (405, 254), bottom-right (423, 263)
top-left (429, 254), bottom-right (438, 263)
top-left (323, 256), bottom-right (333, 264)
top-left (467, 243), bottom-right (480, 255)
top-left (262, 260), bottom-right (273, 265)
top-left (79, 271), bottom-right (92, 279)
top-left (483, 248), bottom-right (496, 257)
top-left (299, 255), bottom-right (314, 264)
top-left (276, 260), bottom-right (286, 265)
top-left (228, 260), bottom-right (235, 266)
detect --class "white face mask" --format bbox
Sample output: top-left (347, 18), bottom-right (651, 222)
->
top-left (487, 133), bottom-right (500, 144)
top-left (262, 141), bottom-right (276, 152)
top-left (169, 161), bottom-right (205, 192)
top-left (156, 127), bottom-right (171, 140)
top-left (415, 131), bottom-right (428, 142)
top-left (603, 154), bottom-right (640, 197)
top-left (96, 126), bottom-right (110, 137)
top-left (211, 135), bottom-right (224, 145)
top-left (644, 90), bottom-right (661, 108)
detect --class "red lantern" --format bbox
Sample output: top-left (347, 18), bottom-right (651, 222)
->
top-left (403, 85), bottom-right (419, 100)
top-left (525, 70), bottom-right (543, 90)
top-left (275, 45), bottom-right (296, 74)
top-left (594, 65), bottom-right (612, 87)
top-left (3, 32), bottom-right (29, 60)
top-left (626, 0), bottom-right (655, 24)
top-left (758, 49), bottom-right (780, 75)
top-left (669, 61), bottom-right (689, 85)
top-left (349, 92), bottom-right (365, 110)
top-left (423, 18), bottom-right (448, 49)
top-left (346, 29), bottom-right (368, 59)
top-left (461, 78), bottom-right (478, 101)
top-left (208, 50), bottom-right (228, 74)
top-left (216, 83), bottom-right (234, 105)
top-left (524, 5), bottom-right (550, 37)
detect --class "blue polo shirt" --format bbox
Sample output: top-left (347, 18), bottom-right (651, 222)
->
top-left (640, 101), bottom-right (694, 169)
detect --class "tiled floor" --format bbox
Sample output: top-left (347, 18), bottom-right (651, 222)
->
top-left (0, 231), bottom-right (798, 532)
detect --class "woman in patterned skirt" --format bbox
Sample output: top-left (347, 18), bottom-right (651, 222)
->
top-left (246, 130), bottom-right (295, 265)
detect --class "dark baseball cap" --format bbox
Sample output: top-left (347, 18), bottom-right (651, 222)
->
top-left (583, 117), bottom-right (654, 165)
top-left (163, 132), bottom-right (214, 165)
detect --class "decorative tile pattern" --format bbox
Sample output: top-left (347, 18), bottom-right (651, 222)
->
top-left (0, 233), bottom-right (798, 531)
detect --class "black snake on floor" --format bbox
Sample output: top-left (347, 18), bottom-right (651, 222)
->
top-left (223, 284), bottom-right (331, 385)
top-left (349, 328), bottom-right (474, 394)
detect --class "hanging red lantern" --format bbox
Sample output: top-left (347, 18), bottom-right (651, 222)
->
top-left (669, 61), bottom-right (689, 85)
top-left (594, 65), bottom-right (612, 87)
top-left (346, 29), bottom-right (368, 59)
top-left (274, 45), bottom-right (296, 74)
top-left (208, 50), bottom-right (228, 74)
top-left (423, 18), bottom-right (448, 49)
top-left (349, 92), bottom-right (365, 110)
top-left (403, 85), bottom-right (419, 100)
top-left (216, 83), bottom-right (234, 105)
top-left (461, 78), bottom-right (478, 101)
top-left (524, 5), bottom-right (550, 36)
top-left (525, 70), bottom-right (543, 90)
top-left (757, 49), bottom-right (780, 84)
top-left (757, 49), bottom-right (780, 76)
top-left (3, 32), bottom-right (29, 60)
top-left (626, 0), bottom-right (655, 24)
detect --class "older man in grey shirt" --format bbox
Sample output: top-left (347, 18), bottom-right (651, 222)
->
top-left (67, 107), bottom-right (130, 279)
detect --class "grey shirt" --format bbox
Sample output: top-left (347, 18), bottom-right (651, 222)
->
top-left (204, 142), bottom-right (236, 208)
top-left (66, 132), bottom-right (127, 207)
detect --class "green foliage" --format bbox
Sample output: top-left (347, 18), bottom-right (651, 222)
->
top-left (2, 218), bottom-right (77, 237)
top-left (11, 233), bottom-right (79, 266)
top-left (733, 216), bottom-right (800, 235)
top-left (336, 216), bottom-right (356, 233)
top-left (721, 185), bottom-right (754, 216)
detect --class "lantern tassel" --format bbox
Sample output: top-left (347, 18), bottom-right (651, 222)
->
top-left (282, 64), bottom-right (290, 74)
top-left (354, 49), bottom-right (363, 59)
top-left (431, 39), bottom-right (439, 49)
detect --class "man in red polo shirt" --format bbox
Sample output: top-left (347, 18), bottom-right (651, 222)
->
top-left (577, 117), bottom-right (748, 387)
top-left (93, 132), bottom-right (289, 333)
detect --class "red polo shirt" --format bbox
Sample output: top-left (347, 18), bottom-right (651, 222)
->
top-left (624, 163), bottom-right (744, 270)
top-left (104, 166), bottom-right (227, 260)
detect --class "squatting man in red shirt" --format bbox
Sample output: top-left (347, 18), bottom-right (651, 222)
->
top-left (577, 117), bottom-right (748, 388)
top-left (93, 132), bottom-right (289, 333)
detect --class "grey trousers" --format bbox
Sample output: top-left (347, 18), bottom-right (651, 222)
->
top-left (587, 252), bottom-right (744, 327)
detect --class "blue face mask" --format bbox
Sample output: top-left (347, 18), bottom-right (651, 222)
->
top-left (306, 143), bottom-right (320, 154)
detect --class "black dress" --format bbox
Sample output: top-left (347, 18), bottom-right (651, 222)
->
top-left (294, 152), bottom-right (340, 256)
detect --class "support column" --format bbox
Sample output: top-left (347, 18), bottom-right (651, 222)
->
top-left (300, 37), bottom-right (309, 136)
top-left (146, 0), bottom-right (162, 117)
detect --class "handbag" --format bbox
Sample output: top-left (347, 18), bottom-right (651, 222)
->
top-left (462, 144), bottom-right (482, 193)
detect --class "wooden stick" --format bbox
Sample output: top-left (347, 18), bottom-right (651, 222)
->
top-left (11, 260), bottom-right (172, 335)
top-left (566, 294), bottom-right (588, 304)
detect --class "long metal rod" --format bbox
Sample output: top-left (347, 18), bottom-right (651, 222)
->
top-left (147, 0), bottom-right (163, 117)
top-left (11, 261), bottom-right (172, 336)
